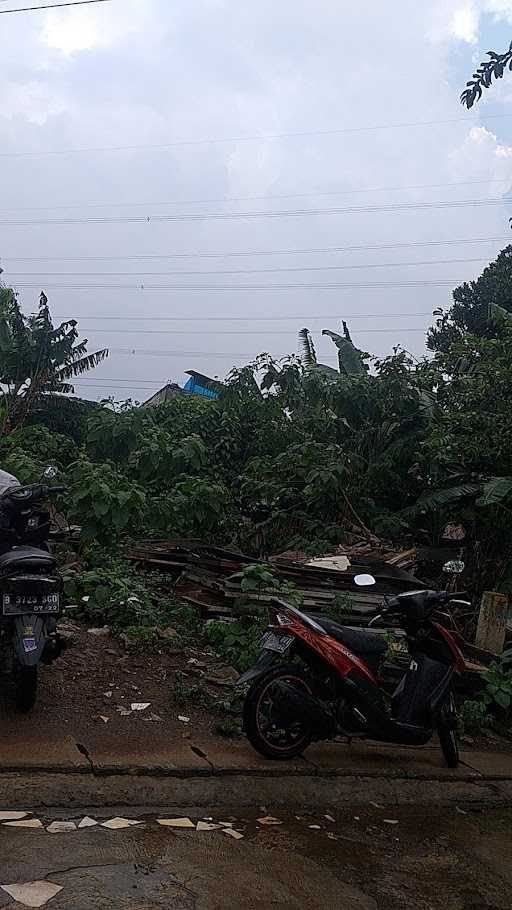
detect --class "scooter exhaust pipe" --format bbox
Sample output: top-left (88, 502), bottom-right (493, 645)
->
top-left (273, 681), bottom-right (334, 739)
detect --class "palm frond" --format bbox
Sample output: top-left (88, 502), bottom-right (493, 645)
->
top-left (56, 348), bottom-right (108, 380)
top-left (298, 328), bottom-right (317, 366)
top-left (412, 482), bottom-right (481, 514)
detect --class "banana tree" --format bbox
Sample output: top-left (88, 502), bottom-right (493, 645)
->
top-left (0, 289), bottom-right (108, 434)
top-left (299, 322), bottom-right (366, 376)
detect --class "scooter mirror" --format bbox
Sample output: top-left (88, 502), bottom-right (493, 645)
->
top-left (354, 573), bottom-right (376, 586)
top-left (442, 559), bottom-right (465, 574)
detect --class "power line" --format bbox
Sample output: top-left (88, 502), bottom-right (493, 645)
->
top-left (44, 327), bottom-right (431, 335)
top-left (2, 256), bottom-right (489, 278)
top-left (53, 311), bottom-right (433, 322)
top-left (0, 0), bottom-right (112, 13)
top-left (0, 197), bottom-right (508, 226)
top-left (1, 235), bottom-right (507, 262)
top-left (11, 279), bottom-right (461, 292)
top-left (1, 177), bottom-right (510, 212)
top-left (0, 113), bottom-right (511, 157)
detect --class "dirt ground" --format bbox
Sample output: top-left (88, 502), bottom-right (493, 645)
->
top-left (0, 620), bottom-right (230, 746)
top-left (0, 620), bottom-right (508, 757)
top-left (0, 805), bottom-right (511, 909)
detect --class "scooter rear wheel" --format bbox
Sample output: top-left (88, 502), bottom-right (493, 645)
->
top-left (244, 664), bottom-right (314, 760)
top-left (13, 664), bottom-right (38, 713)
top-left (438, 691), bottom-right (459, 768)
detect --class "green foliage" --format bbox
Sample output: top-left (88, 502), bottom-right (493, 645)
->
top-left (461, 649), bottom-right (512, 734)
top-left (461, 42), bottom-right (512, 107)
top-left (67, 460), bottom-right (147, 543)
top-left (206, 617), bottom-right (267, 672)
top-left (323, 592), bottom-right (353, 621)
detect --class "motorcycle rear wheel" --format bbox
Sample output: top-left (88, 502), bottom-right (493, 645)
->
top-left (244, 664), bottom-right (314, 760)
top-left (13, 664), bottom-right (38, 713)
top-left (438, 691), bottom-right (459, 768)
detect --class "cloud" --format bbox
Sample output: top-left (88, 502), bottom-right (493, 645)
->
top-left (1, 0), bottom-right (511, 399)
top-left (451, 6), bottom-right (480, 43)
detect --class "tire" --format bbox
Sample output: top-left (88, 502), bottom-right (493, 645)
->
top-left (13, 664), bottom-right (38, 713)
top-left (243, 663), bottom-right (314, 760)
top-left (438, 690), bottom-right (459, 768)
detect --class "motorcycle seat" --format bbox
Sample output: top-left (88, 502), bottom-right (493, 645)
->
top-left (0, 546), bottom-right (56, 573)
top-left (308, 614), bottom-right (387, 656)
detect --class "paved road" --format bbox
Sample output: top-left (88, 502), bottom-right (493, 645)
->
top-left (0, 806), bottom-right (511, 909)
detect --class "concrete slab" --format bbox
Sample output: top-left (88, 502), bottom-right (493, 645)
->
top-left (304, 742), bottom-right (481, 778)
top-left (458, 751), bottom-right (512, 779)
top-left (84, 737), bottom-right (211, 775)
top-left (195, 740), bottom-right (313, 775)
top-left (0, 736), bottom-right (88, 772)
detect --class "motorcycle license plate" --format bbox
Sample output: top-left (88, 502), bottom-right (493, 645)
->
top-left (261, 632), bottom-right (294, 654)
top-left (2, 593), bottom-right (60, 616)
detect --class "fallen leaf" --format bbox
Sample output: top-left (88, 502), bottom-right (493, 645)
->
top-left (143, 713), bottom-right (163, 722)
top-left (324, 814), bottom-right (335, 823)
top-left (46, 821), bottom-right (77, 834)
top-left (3, 819), bottom-right (43, 829)
top-left (0, 881), bottom-right (63, 908)
top-left (257, 816), bottom-right (282, 826)
top-left (308, 825), bottom-right (321, 830)
top-left (370, 802), bottom-right (384, 810)
top-left (103, 691), bottom-right (113, 699)
top-left (0, 812), bottom-right (29, 821)
top-left (99, 716), bottom-right (109, 724)
top-left (383, 819), bottom-right (399, 826)
top-left (157, 818), bottom-right (194, 829)
top-left (223, 828), bottom-right (244, 840)
top-left (196, 821), bottom-right (221, 831)
top-left (131, 703), bottom-right (150, 712)
top-left (455, 806), bottom-right (468, 816)
top-left (116, 706), bottom-right (132, 717)
top-left (101, 818), bottom-right (142, 829)
top-left (78, 817), bottom-right (98, 828)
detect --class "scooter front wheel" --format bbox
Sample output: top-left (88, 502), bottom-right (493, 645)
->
top-left (438, 691), bottom-right (459, 768)
top-left (244, 664), bottom-right (314, 760)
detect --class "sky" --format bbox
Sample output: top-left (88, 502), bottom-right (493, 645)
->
top-left (1, 0), bottom-right (512, 401)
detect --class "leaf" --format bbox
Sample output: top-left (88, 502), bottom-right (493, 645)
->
top-left (476, 477), bottom-right (512, 507)
top-left (298, 328), bottom-right (317, 366)
top-left (493, 690), bottom-right (510, 710)
top-left (412, 483), bottom-right (481, 514)
top-left (322, 330), bottom-right (366, 375)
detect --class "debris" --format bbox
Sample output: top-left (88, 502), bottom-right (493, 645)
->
top-left (354, 817), bottom-right (360, 821)
top-left (98, 716), bottom-right (110, 724)
top-left (324, 814), bottom-right (335, 823)
top-left (103, 691), bottom-right (113, 698)
top-left (178, 715), bottom-right (191, 724)
top-left (130, 703), bottom-right (151, 711)
top-left (87, 626), bottom-right (110, 637)
top-left (455, 807), bottom-right (468, 816)
top-left (306, 555), bottom-right (350, 572)
top-left (369, 802), bottom-right (384, 809)
top-left (0, 811), bottom-right (29, 821)
top-left (308, 825), bottom-right (321, 830)
top-left (78, 817), bottom-right (98, 828)
top-left (101, 818), bottom-right (142, 829)
top-left (143, 712), bottom-right (163, 722)
top-left (383, 819), bottom-right (399, 826)
top-left (257, 816), bottom-right (283, 826)
top-left (157, 626), bottom-right (177, 640)
top-left (196, 821), bottom-right (221, 831)
top-left (223, 828), bottom-right (244, 840)
top-left (0, 881), bottom-right (63, 908)
top-left (157, 818), bottom-right (195, 828)
top-left (46, 821), bottom-right (77, 834)
top-left (3, 819), bottom-right (43, 829)
top-left (116, 706), bottom-right (132, 716)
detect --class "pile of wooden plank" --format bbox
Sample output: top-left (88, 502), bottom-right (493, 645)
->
top-left (127, 539), bottom-right (425, 622)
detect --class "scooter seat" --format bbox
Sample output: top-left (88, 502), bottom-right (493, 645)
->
top-left (308, 615), bottom-right (387, 656)
top-left (0, 546), bottom-right (56, 574)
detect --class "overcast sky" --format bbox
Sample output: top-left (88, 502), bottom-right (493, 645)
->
top-left (1, 0), bottom-right (512, 401)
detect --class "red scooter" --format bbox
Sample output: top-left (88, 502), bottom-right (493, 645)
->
top-left (238, 575), bottom-right (466, 767)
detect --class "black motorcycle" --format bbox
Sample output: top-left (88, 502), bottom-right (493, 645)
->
top-left (0, 478), bottom-right (65, 711)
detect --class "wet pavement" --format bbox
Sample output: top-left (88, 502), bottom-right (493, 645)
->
top-left (0, 805), bottom-right (511, 909)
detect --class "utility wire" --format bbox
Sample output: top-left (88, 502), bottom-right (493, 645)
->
top-left (2, 256), bottom-right (490, 278)
top-left (11, 279), bottom-right (462, 291)
top-left (41, 327), bottom-right (431, 335)
top-left (52, 312), bottom-right (433, 322)
top-left (1, 235), bottom-right (507, 262)
top-left (0, 197), bottom-right (508, 225)
top-left (0, 112), bottom-right (511, 156)
top-left (1, 177), bottom-right (510, 212)
top-left (0, 0), bottom-right (112, 13)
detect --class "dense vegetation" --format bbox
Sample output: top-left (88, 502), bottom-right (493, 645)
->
top-left (1, 249), bottom-right (512, 730)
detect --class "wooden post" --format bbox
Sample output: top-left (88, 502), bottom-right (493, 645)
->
top-left (475, 591), bottom-right (509, 655)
